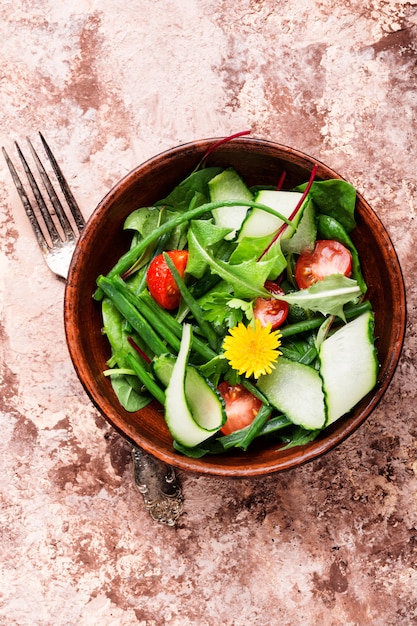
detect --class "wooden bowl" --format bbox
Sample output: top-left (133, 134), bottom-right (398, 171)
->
top-left (64, 138), bottom-right (406, 476)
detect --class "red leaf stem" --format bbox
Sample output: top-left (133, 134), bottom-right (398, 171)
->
top-left (127, 336), bottom-right (151, 364)
top-left (276, 170), bottom-right (287, 191)
top-left (195, 130), bottom-right (252, 171)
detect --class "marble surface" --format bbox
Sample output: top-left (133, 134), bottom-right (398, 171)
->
top-left (1, 1), bottom-right (416, 624)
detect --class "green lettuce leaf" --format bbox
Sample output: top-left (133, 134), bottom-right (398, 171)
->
top-left (186, 219), bottom-right (232, 278)
top-left (229, 234), bottom-right (287, 279)
top-left (294, 179), bottom-right (356, 232)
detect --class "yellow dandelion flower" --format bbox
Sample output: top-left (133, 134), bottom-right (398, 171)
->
top-left (222, 319), bottom-right (282, 379)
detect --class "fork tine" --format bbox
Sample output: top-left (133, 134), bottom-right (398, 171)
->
top-left (39, 132), bottom-right (85, 233)
top-left (2, 145), bottom-right (50, 254)
top-left (26, 137), bottom-right (76, 242)
top-left (14, 141), bottom-right (63, 246)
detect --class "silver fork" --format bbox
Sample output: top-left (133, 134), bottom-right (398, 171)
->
top-left (2, 134), bottom-right (183, 526)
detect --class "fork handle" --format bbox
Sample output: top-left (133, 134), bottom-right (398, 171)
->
top-left (131, 447), bottom-right (183, 525)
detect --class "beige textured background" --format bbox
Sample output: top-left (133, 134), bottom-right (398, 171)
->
top-left (0, 1), bottom-right (416, 624)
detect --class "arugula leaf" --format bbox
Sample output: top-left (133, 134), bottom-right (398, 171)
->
top-left (229, 233), bottom-right (272, 264)
top-left (314, 315), bottom-right (334, 350)
top-left (258, 238), bottom-right (287, 279)
top-left (275, 275), bottom-right (361, 320)
top-left (280, 336), bottom-right (318, 365)
top-left (197, 354), bottom-right (230, 385)
top-left (188, 224), bottom-right (273, 299)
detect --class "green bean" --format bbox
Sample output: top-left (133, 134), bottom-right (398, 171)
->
top-left (97, 276), bottom-right (167, 356)
top-left (257, 414), bottom-right (292, 436)
top-left (240, 379), bottom-right (270, 405)
top-left (219, 413), bottom-right (291, 450)
top-left (280, 300), bottom-right (372, 337)
top-left (111, 276), bottom-right (181, 354)
top-left (237, 404), bottom-right (273, 451)
top-left (126, 354), bottom-right (165, 405)
top-left (163, 252), bottom-right (219, 350)
top-left (138, 290), bottom-right (217, 361)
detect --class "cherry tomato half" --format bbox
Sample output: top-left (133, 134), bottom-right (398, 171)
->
top-left (217, 382), bottom-right (263, 435)
top-left (253, 280), bottom-right (289, 329)
top-left (294, 240), bottom-right (352, 290)
top-left (146, 250), bottom-right (189, 309)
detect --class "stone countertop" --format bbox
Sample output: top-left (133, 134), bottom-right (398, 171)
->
top-left (1, 1), bottom-right (416, 624)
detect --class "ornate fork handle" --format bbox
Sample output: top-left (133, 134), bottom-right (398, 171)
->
top-left (3, 134), bottom-right (183, 525)
top-left (132, 447), bottom-right (183, 525)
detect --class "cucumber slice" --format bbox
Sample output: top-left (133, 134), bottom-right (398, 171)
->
top-left (319, 311), bottom-right (378, 425)
top-left (280, 198), bottom-right (317, 256)
top-left (257, 357), bottom-right (326, 430)
top-left (156, 325), bottom-right (225, 446)
top-left (208, 168), bottom-right (253, 240)
top-left (153, 353), bottom-right (225, 430)
top-left (238, 189), bottom-right (304, 241)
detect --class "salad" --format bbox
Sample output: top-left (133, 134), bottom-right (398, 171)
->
top-left (94, 137), bottom-right (378, 458)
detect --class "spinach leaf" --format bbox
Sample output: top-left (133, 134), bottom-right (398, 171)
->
top-left (173, 438), bottom-right (226, 458)
top-left (156, 167), bottom-right (223, 212)
top-left (102, 298), bottom-right (152, 410)
top-left (124, 206), bottom-right (189, 255)
top-left (124, 206), bottom-right (161, 236)
top-left (295, 179), bottom-right (357, 232)
top-left (110, 375), bottom-right (151, 412)
top-left (279, 426), bottom-right (321, 449)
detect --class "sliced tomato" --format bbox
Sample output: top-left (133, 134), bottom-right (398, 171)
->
top-left (217, 382), bottom-right (262, 435)
top-left (146, 250), bottom-right (189, 309)
top-left (253, 280), bottom-right (289, 329)
top-left (295, 240), bottom-right (352, 289)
